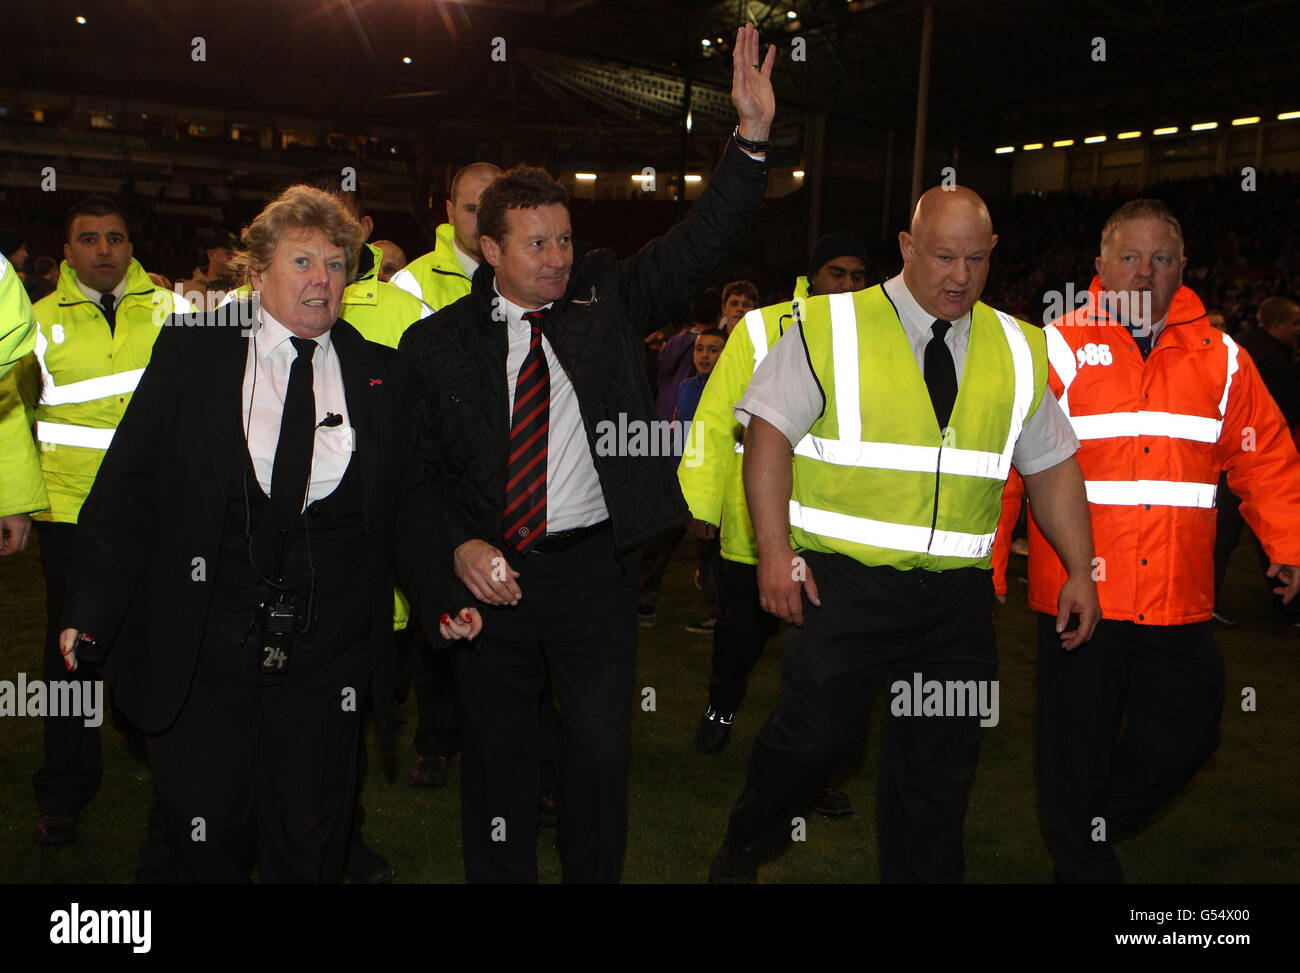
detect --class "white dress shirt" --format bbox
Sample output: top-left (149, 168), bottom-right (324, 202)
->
top-left (76, 277), bottom-right (128, 306)
top-left (736, 274), bottom-right (1079, 476)
top-left (452, 238), bottom-right (480, 281)
top-left (497, 284), bottom-right (609, 532)
top-left (242, 307), bottom-right (353, 510)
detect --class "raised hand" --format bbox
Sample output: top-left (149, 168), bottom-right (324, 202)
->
top-left (731, 23), bottom-right (776, 144)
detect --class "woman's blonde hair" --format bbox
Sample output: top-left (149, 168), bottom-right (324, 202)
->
top-left (230, 184), bottom-right (365, 285)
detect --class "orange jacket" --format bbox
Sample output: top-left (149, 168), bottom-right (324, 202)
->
top-left (994, 278), bottom-right (1300, 625)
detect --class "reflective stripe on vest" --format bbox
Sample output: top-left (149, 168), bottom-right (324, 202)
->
top-left (789, 500), bottom-right (997, 559)
top-left (1084, 479), bottom-right (1217, 508)
top-left (35, 421), bottom-right (115, 450)
top-left (788, 293), bottom-right (1037, 562)
top-left (1053, 326), bottom-right (1238, 504)
top-left (735, 301), bottom-right (813, 457)
top-left (743, 307), bottom-right (769, 363)
top-left (1044, 326), bottom-right (1077, 416)
top-left (1070, 411), bottom-right (1221, 442)
top-left (788, 297), bottom-right (1034, 483)
top-left (39, 367), bottom-right (145, 406)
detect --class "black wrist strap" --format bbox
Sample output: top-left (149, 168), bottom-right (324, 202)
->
top-left (732, 125), bottom-right (771, 153)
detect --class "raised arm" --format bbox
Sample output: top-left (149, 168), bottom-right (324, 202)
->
top-left (614, 25), bottom-right (774, 329)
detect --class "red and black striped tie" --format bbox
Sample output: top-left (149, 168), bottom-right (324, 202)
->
top-left (504, 310), bottom-right (550, 552)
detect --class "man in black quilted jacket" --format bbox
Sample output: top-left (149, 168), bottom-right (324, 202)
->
top-left (400, 24), bottom-right (775, 882)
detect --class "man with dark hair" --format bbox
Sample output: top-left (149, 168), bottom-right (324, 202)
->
top-left (175, 233), bottom-right (234, 302)
top-left (400, 23), bottom-right (775, 883)
top-left (996, 199), bottom-right (1300, 882)
top-left (393, 161), bottom-right (503, 312)
top-left (680, 231), bottom-right (871, 820)
top-left (15, 194), bottom-right (192, 847)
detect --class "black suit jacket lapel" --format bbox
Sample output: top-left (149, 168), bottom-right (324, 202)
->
top-left (332, 320), bottom-right (382, 533)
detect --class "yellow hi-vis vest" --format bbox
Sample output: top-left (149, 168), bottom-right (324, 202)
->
top-left (790, 286), bottom-right (1047, 571)
top-left (678, 298), bottom-right (801, 564)
top-left (389, 224), bottom-right (473, 313)
top-left (31, 259), bottom-right (193, 524)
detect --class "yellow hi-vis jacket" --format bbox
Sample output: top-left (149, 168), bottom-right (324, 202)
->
top-left (28, 259), bottom-right (193, 524)
top-left (790, 286), bottom-right (1048, 571)
top-left (0, 254), bottom-right (48, 517)
top-left (678, 297), bottom-right (803, 564)
top-left (390, 224), bottom-right (473, 312)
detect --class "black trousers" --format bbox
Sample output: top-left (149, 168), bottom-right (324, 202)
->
top-left (452, 525), bottom-right (637, 883)
top-left (1036, 614), bottom-right (1224, 883)
top-left (147, 640), bottom-right (371, 883)
top-left (635, 525), bottom-right (685, 611)
top-left (32, 522), bottom-right (103, 814)
top-left (410, 626), bottom-right (461, 760)
top-left (707, 558), bottom-right (779, 716)
top-left (724, 553), bottom-right (997, 883)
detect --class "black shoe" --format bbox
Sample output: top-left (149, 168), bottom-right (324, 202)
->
top-left (708, 845), bottom-right (757, 884)
top-left (345, 840), bottom-right (393, 884)
top-left (685, 616), bottom-right (718, 634)
top-left (34, 809), bottom-right (77, 848)
top-left (695, 706), bottom-right (733, 754)
top-left (538, 792), bottom-right (560, 828)
top-left (408, 754), bottom-right (452, 788)
top-left (636, 606), bottom-right (657, 628)
top-left (811, 785), bottom-right (853, 818)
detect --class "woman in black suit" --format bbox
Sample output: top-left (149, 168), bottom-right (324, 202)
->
top-left (57, 186), bottom-right (478, 882)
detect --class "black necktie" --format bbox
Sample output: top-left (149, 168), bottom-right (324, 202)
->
top-left (99, 293), bottom-right (117, 336)
top-left (925, 319), bottom-right (958, 430)
top-left (504, 310), bottom-right (550, 552)
top-left (269, 336), bottom-right (318, 528)
top-left (1129, 326), bottom-right (1152, 359)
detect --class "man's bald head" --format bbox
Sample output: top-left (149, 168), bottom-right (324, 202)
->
top-left (909, 186), bottom-right (994, 239)
top-left (447, 161), bottom-right (503, 260)
top-left (900, 186), bottom-right (998, 321)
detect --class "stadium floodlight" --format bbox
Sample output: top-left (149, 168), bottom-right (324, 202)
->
top-left (994, 146), bottom-right (1014, 154)
top-left (1190, 121), bottom-right (1217, 131)
top-left (1117, 131), bottom-right (1141, 140)
top-left (1153, 126), bottom-right (1178, 135)
top-left (1022, 143), bottom-right (1044, 151)
top-left (1231, 116), bottom-right (1260, 126)
top-left (574, 173), bottom-right (597, 181)
top-left (1084, 135), bottom-right (1107, 144)
top-left (1278, 110), bottom-right (1300, 121)
top-left (1052, 139), bottom-right (1074, 147)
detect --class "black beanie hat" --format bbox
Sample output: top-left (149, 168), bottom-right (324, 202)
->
top-left (807, 230), bottom-right (869, 282)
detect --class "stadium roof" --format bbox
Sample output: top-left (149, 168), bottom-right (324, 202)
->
top-left (4, 0), bottom-right (1298, 155)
